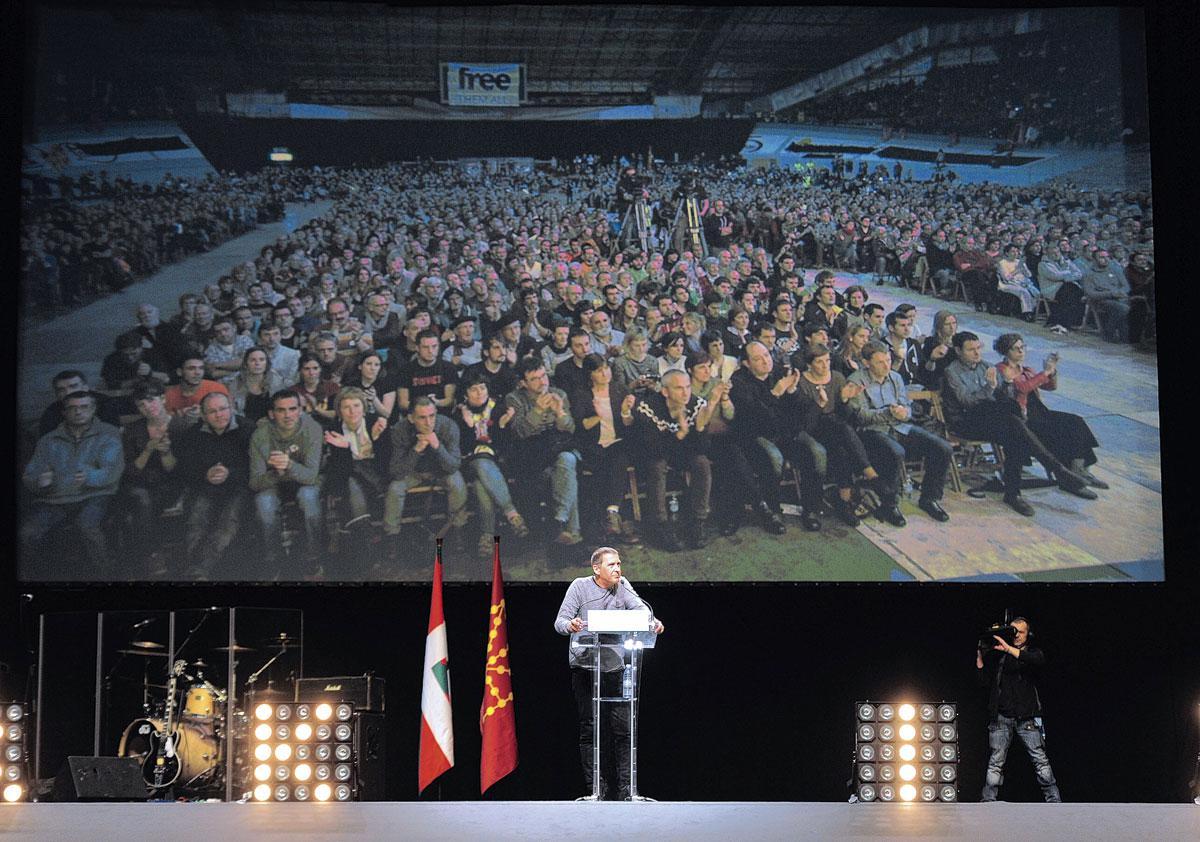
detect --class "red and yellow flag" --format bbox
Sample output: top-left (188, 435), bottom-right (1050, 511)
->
top-left (480, 537), bottom-right (518, 792)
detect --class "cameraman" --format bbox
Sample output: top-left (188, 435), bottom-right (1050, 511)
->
top-left (615, 166), bottom-right (647, 217)
top-left (975, 617), bottom-right (1062, 802)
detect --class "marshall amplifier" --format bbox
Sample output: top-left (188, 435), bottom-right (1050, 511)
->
top-left (295, 674), bottom-right (385, 712)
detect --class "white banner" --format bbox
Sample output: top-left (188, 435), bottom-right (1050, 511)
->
top-left (440, 63), bottom-right (526, 107)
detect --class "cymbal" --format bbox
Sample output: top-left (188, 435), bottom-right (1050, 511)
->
top-left (213, 644), bottom-right (256, 653)
top-left (191, 659), bottom-right (209, 668)
top-left (129, 641), bottom-right (165, 650)
top-left (267, 634), bottom-right (302, 646)
top-left (246, 685), bottom-right (290, 699)
top-left (117, 649), bottom-right (169, 658)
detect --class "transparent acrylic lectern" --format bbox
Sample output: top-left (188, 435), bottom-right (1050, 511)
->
top-left (570, 608), bottom-right (658, 802)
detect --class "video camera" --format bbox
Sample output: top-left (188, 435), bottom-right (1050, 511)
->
top-left (979, 621), bottom-right (1018, 651)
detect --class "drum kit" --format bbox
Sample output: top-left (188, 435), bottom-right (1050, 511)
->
top-left (114, 633), bottom-right (301, 796)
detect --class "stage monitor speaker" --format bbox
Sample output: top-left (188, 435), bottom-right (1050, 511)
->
top-left (52, 756), bottom-right (149, 802)
top-left (354, 713), bottom-right (387, 801)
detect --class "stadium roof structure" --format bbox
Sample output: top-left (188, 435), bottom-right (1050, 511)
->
top-left (29, 3), bottom-right (998, 111)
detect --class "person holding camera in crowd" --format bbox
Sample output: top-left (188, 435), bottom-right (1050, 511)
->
top-left (976, 617), bottom-right (1062, 803)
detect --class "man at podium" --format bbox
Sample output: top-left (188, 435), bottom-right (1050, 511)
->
top-left (554, 546), bottom-right (664, 800)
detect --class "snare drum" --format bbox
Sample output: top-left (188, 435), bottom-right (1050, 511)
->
top-left (118, 717), bottom-right (221, 787)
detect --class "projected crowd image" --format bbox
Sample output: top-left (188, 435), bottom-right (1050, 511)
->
top-left (19, 7), bottom-right (1159, 584)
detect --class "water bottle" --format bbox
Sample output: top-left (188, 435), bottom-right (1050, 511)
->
top-left (622, 665), bottom-right (633, 699)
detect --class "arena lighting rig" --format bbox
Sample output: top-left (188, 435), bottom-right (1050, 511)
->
top-left (853, 702), bottom-right (959, 803)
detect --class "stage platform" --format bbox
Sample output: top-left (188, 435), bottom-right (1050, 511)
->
top-left (1, 801), bottom-right (1196, 841)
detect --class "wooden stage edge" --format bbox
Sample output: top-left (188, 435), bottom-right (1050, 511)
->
top-left (1, 800), bottom-right (1197, 841)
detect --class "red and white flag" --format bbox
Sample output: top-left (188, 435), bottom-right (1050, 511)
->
top-left (419, 542), bottom-right (454, 793)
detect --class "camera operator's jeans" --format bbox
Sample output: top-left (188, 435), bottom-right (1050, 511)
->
top-left (981, 714), bottom-right (1061, 802)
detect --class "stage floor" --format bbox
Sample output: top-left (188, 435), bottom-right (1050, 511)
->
top-left (1, 801), bottom-right (1197, 841)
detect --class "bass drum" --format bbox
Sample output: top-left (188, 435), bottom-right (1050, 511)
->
top-left (118, 717), bottom-right (221, 789)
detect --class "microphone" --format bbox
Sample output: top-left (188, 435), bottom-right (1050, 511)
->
top-left (620, 576), bottom-right (654, 620)
top-left (132, 619), bottom-right (155, 629)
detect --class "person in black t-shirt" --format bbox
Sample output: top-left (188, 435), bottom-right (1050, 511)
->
top-left (976, 617), bottom-right (1062, 802)
top-left (395, 329), bottom-right (457, 413)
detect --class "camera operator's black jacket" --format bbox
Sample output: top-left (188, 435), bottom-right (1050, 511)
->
top-left (978, 646), bottom-right (1047, 720)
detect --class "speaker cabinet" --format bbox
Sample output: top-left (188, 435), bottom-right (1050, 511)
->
top-left (52, 756), bottom-right (148, 802)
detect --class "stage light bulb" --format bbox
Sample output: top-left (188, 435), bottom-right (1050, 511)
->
top-left (294, 785), bottom-right (310, 801)
top-left (5, 726), bottom-right (22, 743)
top-left (2, 784), bottom-right (22, 803)
top-left (294, 723), bottom-right (313, 741)
top-left (335, 704), bottom-right (353, 722)
top-left (294, 764), bottom-right (312, 782)
top-left (255, 704), bottom-right (273, 721)
top-left (4, 705), bottom-right (21, 722)
top-left (315, 704), bottom-right (333, 721)
top-left (334, 724), bottom-right (352, 742)
top-left (274, 743), bottom-right (292, 761)
top-left (274, 765), bottom-right (290, 781)
top-left (296, 705), bottom-right (311, 720)
top-left (899, 784), bottom-right (917, 802)
top-left (253, 784), bottom-right (271, 802)
top-left (254, 724), bottom-right (272, 741)
top-left (254, 744), bottom-right (272, 761)
top-left (4, 746), bottom-right (20, 762)
top-left (314, 783), bottom-right (332, 802)
top-left (898, 724), bottom-right (916, 741)
top-left (899, 744), bottom-right (916, 762)
top-left (3, 767), bottom-right (18, 782)
top-left (276, 705), bottom-right (292, 721)
top-left (899, 764), bottom-right (917, 781)
top-left (274, 785), bottom-right (289, 801)
top-left (335, 784), bottom-right (351, 801)
top-left (275, 725), bottom-right (291, 741)
top-left (898, 704), bottom-right (915, 722)
top-left (254, 764), bottom-right (271, 782)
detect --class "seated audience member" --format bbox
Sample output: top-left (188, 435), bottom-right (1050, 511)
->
top-left (1037, 242), bottom-right (1085, 334)
top-left (539, 320), bottom-right (574, 376)
top-left (630, 369), bottom-right (714, 551)
top-left (504, 357), bottom-right (582, 547)
top-left (118, 380), bottom-right (185, 573)
top-left (165, 356), bottom-right (230, 426)
top-left (311, 331), bottom-right (355, 384)
top-left (657, 331), bottom-right (689, 379)
top-left (919, 311), bottom-right (959, 389)
top-left (341, 350), bottom-right (396, 420)
top-left (833, 285), bottom-right (868, 341)
top-left (271, 301), bottom-right (305, 350)
top-left (229, 346), bottom-right (285, 425)
top-left (847, 341), bottom-right (952, 526)
top-left (291, 351), bottom-right (339, 423)
top-left (863, 302), bottom-right (887, 344)
top-left (611, 328), bottom-right (659, 396)
top-left (37, 370), bottom-right (123, 436)
top-left (258, 321), bottom-right (300, 386)
top-left (396, 329), bottom-right (458, 413)
top-left (803, 283), bottom-right (842, 334)
top-left (570, 355), bottom-right (638, 543)
top-left (1082, 249), bottom-right (1147, 343)
top-left (361, 290), bottom-right (405, 357)
top-left (321, 387), bottom-right (391, 540)
top-left (452, 372), bottom-right (529, 558)
top-left (204, 316), bottom-right (255, 386)
top-left (132, 303), bottom-right (173, 373)
top-left (884, 310), bottom-right (923, 385)
top-left (384, 396), bottom-right (469, 559)
top-left (702, 330), bottom-right (738, 384)
top-left (721, 304), bottom-right (751, 358)
top-left (442, 315), bottom-right (482, 367)
top-left (688, 350), bottom-right (785, 537)
top-left (795, 344), bottom-right (877, 526)
top-left (834, 324), bottom-right (871, 379)
top-left (941, 332), bottom-right (1095, 517)
top-left (249, 390), bottom-right (325, 577)
top-left (993, 333), bottom-right (1107, 489)
top-left (320, 296), bottom-right (371, 356)
top-left (174, 391), bottom-right (252, 580)
top-left (102, 331), bottom-right (169, 392)
top-left (553, 327), bottom-right (596, 397)
top-left (21, 390), bottom-right (124, 576)
top-left (588, 309), bottom-right (625, 358)
top-left (730, 340), bottom-right (823, 532)
top-left (995, 243), bottom-right (1042, 320)
top-left (463, 336), bottom-right (519, 402)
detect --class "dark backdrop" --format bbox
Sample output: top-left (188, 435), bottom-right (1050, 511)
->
top-left (179, 116), bottom-right (754, 172)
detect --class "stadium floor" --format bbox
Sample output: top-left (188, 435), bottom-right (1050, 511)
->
top-left (19, 203), bottom-right (1162, 583)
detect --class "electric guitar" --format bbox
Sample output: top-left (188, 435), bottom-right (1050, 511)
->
top-left (143, 659), bottom-right (185, 789)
